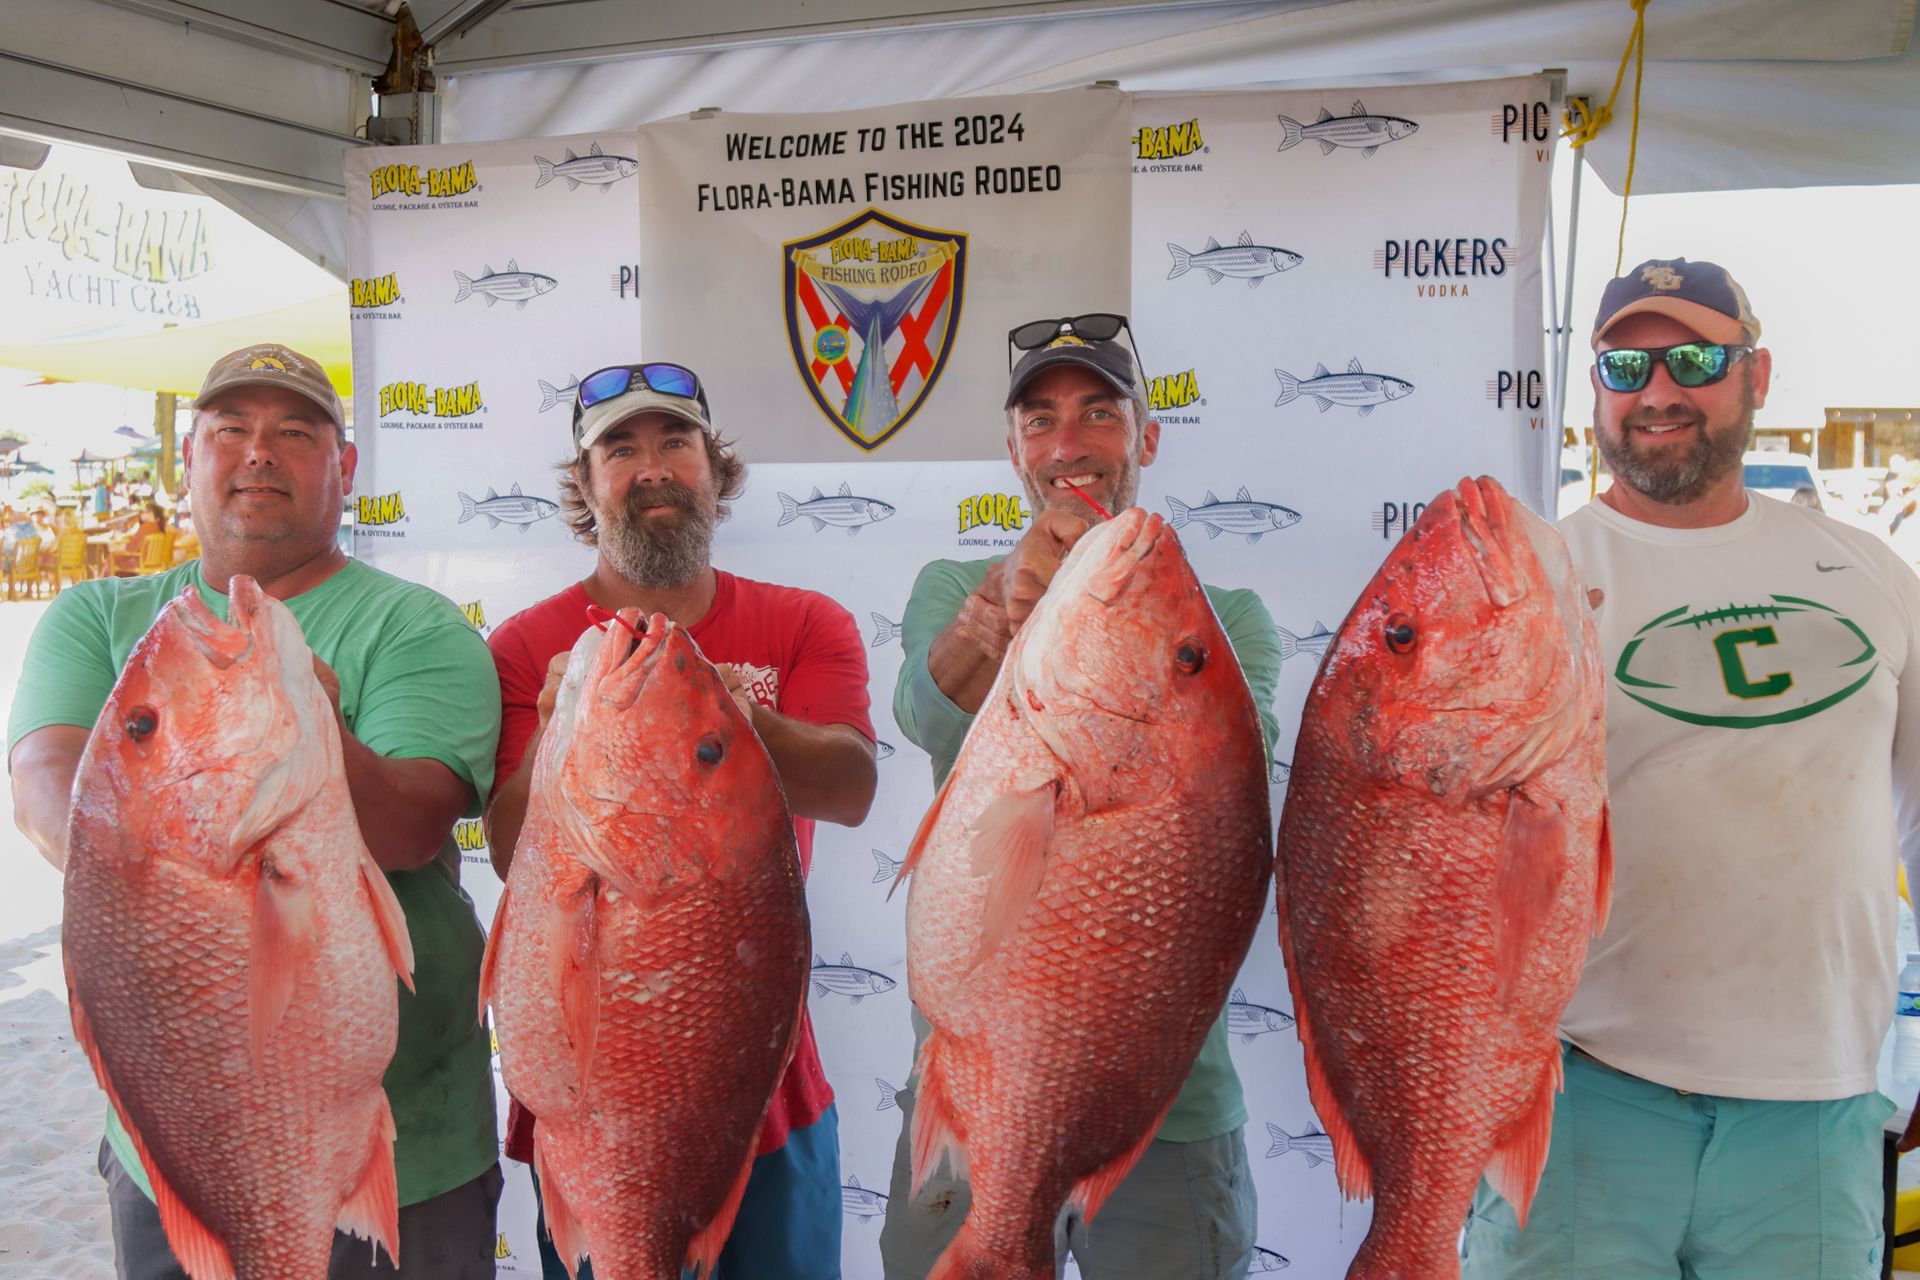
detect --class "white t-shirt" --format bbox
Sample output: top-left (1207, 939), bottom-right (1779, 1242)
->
top-left (1559, 493), bottom-right (1920, 1099)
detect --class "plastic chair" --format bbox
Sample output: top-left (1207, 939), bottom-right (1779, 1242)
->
top-left (52, 529), bottom-right (87, 594)
top-left (5, 537), bottom-right (40, 600)
top-left (137, 530), bottom-right (175, 575)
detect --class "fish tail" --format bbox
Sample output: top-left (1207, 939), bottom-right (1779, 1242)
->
top-left (875, 1076), bottom-right (898, 1110)
top-left (537, 380), bottom-right (560, 413)
top-left (1165, 495), bottom-right (1190, 529)
top-left (1277, 115), bottom-right (1304, 152)
top-left (1166, 242), bottom-right (1192, 280)
top-left (533, 155), bottom-right (555, 188)
top-left (453, 271), bottom-right (472, 303)
top-left (776, 492), bottom-right (799, 527)
top-left (1276, 627), bottom-right (1299, 661)
top-left (1273, 368), bottom-right (1300, 407)
top-left (456, 491), bottom-right (476, 523)
top-left (870, 612), bottom-right (899, 646)
top-left (1265, 1122), bottom-right (1292, 1159)
top-left (871, 850), bottom-right (897, 884)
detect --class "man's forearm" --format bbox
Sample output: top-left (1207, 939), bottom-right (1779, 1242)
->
top-left (337, 729), bottom-right (475, 873)
top-left (8, 728), bottom-right (88, 872)
top-left (483, 733), bottom-right (542, 881)
top-left (752, 710), bottom-right (876, 827)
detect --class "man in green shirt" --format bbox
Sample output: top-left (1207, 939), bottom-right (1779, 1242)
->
top-left (878, 316), bottom-right (1282, 1279)
top-left (8, 344), bottom-right (504, 1279)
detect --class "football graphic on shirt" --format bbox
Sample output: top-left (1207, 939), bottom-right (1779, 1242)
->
top-left (1614, 594), bottom-right (1878, 728)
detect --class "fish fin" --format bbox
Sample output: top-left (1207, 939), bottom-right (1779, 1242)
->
top-left (482, 263), bottom-right (495, 277)
top-left (482, 292), bottom-right (498, 307)
top-left (810, 517), bottom-right (827, 532)
top-left (847, 524), bottom-right (859, 536)
top-left (685, 1139), bottom-right (757, 1279)
top-left (507, 258), bottom-right (520, 272)
top-left (533, 157), bottom-right (555, 188)
top-left (334, 1093), bottom-right (401, 1267)
top-left (359, 850), bottom-right (416, 990)
top-left (1277, 115), bottom-right (1303, 151)
top-left (453, 271), bottom-right (472, 303)
top-left (839, 481), bottom-right (852, 496)
top-left (812, 981), bottom-right (829, 997)
top-left (968, 782), bottom-right (1057, 961)
top-left (871, 849), bottom-right (897, 884)
top-left (565, 177), bottom-right (580, 191)
top-left (1361, 145), bottom-right (1378, 157)
top-left (249, 857), bottom-right (321, 1072)
top-left (894, 762), bottom-right (960, 897)
top-left (1494, 790), bottom-right (1569, 1005)
top-left (840, 950), bottom-right (854, 965)
top-left (1205, 524), bottom-right (1222, 540)
top-left (1204, 235), bottom-right (1221, 251)
top-left (1314, 138), bottom-right (1337, 156)
top-left (457, 491), bottom-right (475, 523)
top-left (1232, 987), bottom-right (1246, 1002)
top-left (1357, 403), bottom-right (1373, 418)
top-left (1314, 397), bottom-right (1333, 413)
top-left (909, 1031), bottom-right (968, 1196)
top-left (537, 380), bottom-right (559, 412)
top-left (1238, 230), bottom-right (1253, 246)
top-left (776, 492), bottom-right (799, 526)
top-left (477, 879), bottom-right (510, 1021)
top-left (1204, 490), bottom-right (1219, 505)
top-left (1485, 1048), bottom-right (1563, 1230)
top-left (547, 867), bottom-right (601, 1089)
top-left (1273, 368), bottom-right (1298, 407)
top-left (485, 514), bottom-right (500, 529)
top-left (1165, 495), bottom-right (1190, 528)
top-left (485, 486), bottom-right (498, 499)
top-left (1313, 362), bottom-right (1331, 379)
top-left (588, 141), bottom-right (602, 156)
top-left (1593, 804), bottom-right (1613, 936)
top-left (533, 1141), bottom-right (589, 1279)
top-left (516, 298), bottom-right (529, 310)
top-left (1204, 269), bottom-right (1224, 285)
top-left (1166, 242), bottom-right (1191, 279)
top-left (1247, 275), bottom-right (1262, 289)
top-left (1246, 531), bottom-right (1263, 545)
top-left (1236, 486), bottom-right (1252, 501)
top-left (1317, 106), bottom-right (1334, 122)
top-left (1243, 1034), bottom-right (1256, 1044)
top-left (875, 1078), bottom-right (897, 1110)
top-left (1348, 356), bottom-right (1364, 373)
top-left (1069, 1092), bottom-right (1177, 1225)
top-left (1275, 864), bottom-right (1373, 1202)
top-left (850, 993), bottom-right (864, 1005)
top-left (564, 147), bottom-right (578, 161)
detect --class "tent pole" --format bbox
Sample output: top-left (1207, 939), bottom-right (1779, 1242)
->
top-left (1560, 145), bottom-right (1587, 494)
top-left (1544, 149), bottom-right (1563, 512)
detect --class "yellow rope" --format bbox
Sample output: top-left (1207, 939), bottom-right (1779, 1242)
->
top-left (1562, 0), bottom-right (1651, 275)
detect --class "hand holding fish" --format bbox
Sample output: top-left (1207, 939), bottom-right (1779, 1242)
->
top-left (311, 653), bottom-right (343, 717)
top-left (1001, 507), bottom-right (1090, 631)
top-left (718, 662), bottom-right (757, 722)
top-left (534, 652), bottom-right (569, 730)
top-left (954, 588), bottom-right (1013, 663)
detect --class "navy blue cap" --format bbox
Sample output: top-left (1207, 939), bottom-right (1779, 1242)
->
top-left (1592, 258), bottom-right (1761, 348)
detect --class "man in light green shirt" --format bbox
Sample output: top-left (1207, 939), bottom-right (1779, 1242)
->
top-left (878, 316), bottom-right (1281, 1280)
top-left (8, 344), bottom-right (503, 1279)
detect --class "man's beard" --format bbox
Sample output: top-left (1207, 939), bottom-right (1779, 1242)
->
top-left (597, 481), bottom-right (715, 588)
top-left (1595, 376), bottom-right (1755, 504)
top-left (1019, 455), bottom-right (1143, 523)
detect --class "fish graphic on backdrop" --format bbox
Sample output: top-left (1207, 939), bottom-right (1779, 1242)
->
top-left (63, 576), bottom-right (414, 1279)
top-left (876, 741), bottom-right (898, 760)
top-left (482, 613), bottom-right (809, 1280)
top-left (1265, 1123), bottom-right (1335, 1169)
top-left (871, 849), bottom-right (904, 885)
top-left (810, 952), bottom-right (898, 1003)
top-left (897, 507), bottom-right (1272, 1280)
top-left (1278, 102), bottom-right (1420, 157)
top-left (776, 482), bottom-right (897, 535)
top-left (842, 1175), bottom-right (890, 1222)
top-left (1275, 477), bottom-right (1610, 1279)
top-left (1166, 488), bottom-right (1303, 544)
top-left (1274, 359), bottom-right (1415, 415)
top-left (537, 376), bottom-right (580, 413)
top-left (1227, 989), bottom-right (1296, 1043)
top-left (875, 1078), bottom-right (901, 1111)
top-left (457, 483), bottom-right (558, 531)
top-left (453, 259), bottom-right (558, 309)
top-left (1276, 622), bottom-right (1336, 667)
top-left (532, 141), bottom-right (638, 192)
top-left (1270, 759), bottom-right (1293, 787)
top-left (1250, 1244), bottom-right (1292, 1272)
top-left (870, 612), bottom-right (901, 647)
top-left (1166, 231), bottom-right (1303, 287)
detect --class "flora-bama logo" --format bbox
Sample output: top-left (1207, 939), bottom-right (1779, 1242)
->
top-left (458, 599), bottom-right (489, 634)
top-left (378, 380), bottom-right (485, 420)
top-left (453, 818), bottom-right (488, 862)
top-left (350, 272), bottom-right (401, 310)
top-left (1133, 118), bottom-right (1206, 173)
top-left (1149, 369), bottom-right (1201, 411)
top-left (369, 160), bottom-right (478, 201)
top-left (957, 492), bottom-right (1029, 535)
top-left (355, 491), bottom-right (407, 526)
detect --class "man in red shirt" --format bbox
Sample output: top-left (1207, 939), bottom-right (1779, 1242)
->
top-left (484, 361), bottom-right (879, 1279)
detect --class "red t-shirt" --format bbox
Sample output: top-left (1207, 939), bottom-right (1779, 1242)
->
top-left (489, 571), bottom-right (874, 1161)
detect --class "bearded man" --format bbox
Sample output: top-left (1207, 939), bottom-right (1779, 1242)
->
top-left (483, 362), bottom-right (878, 1280)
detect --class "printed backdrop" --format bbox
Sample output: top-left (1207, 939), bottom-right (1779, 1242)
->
top-left (345, 77), bottom-right (1554, 1278)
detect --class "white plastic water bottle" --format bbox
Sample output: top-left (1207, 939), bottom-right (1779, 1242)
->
top-left (1895, 952), bottom-right (1920, 1087)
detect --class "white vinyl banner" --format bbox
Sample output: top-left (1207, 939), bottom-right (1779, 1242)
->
top-left (344, 77), bottom-right (1551, 1279)
top-left (635, 89), bottom-right (1131, 462)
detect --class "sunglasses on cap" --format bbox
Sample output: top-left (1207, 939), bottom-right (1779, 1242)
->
top-left (572, 363), bottom-right (710, 430)
top-left (1594, 343), bottom-right (1753, 394)
top-left (1006, 313), bottom-right (1146, 376)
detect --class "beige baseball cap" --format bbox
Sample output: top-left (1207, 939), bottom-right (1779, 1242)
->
top-left (192, 344), bottom-right (346, 428)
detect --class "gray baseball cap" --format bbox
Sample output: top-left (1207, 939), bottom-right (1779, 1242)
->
top-left (193, 344), bottom-right (346, 428)
top-left (1005, 334), bottom-right (1145, 410)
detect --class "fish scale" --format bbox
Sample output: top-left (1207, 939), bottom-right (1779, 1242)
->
top-left (1275, 477), bottom-right (1608, 1279)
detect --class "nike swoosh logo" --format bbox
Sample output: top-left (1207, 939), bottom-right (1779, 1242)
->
top-left (1815, 562), bottom-right (1850, 572)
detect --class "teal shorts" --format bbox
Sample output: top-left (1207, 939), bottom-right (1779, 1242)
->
top-left (1461, 1045), bottom-right (1893, 1280)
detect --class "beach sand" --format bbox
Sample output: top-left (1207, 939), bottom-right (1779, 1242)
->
top-left (0, 597), bottom-right (116, 1274)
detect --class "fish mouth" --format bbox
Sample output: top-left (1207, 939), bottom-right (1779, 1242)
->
top-left (1451, 476), bottom-right (1529, 609)
top-left (172, 583), bottom-right (253, 670)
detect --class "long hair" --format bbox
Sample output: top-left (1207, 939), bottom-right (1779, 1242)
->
top-left (556, 431), bottom-right (747, 547)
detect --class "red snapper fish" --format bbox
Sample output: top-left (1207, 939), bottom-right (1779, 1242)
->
top-left (898, 507), bottom-right (1273, 1280)
top-left (63, 576), bottom-right (415, 1280)
top-left (1275, 477), bottom-right (1610, 1278)
top-left (482, 613), bottom-right (809, 1280)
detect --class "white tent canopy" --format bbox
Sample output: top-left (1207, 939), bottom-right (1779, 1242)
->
top-left (1, 0), bottom-right (1915, 281)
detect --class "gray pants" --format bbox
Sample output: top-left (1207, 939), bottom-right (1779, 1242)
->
top-left (877, 1084), bottom-right (1256, 1279)
top-left (100, 1138), bottom-right (503, 1279)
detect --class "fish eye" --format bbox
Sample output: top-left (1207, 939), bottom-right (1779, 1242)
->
top-left (1384, 613), bottom-right (1418, 654)
top-left (1175, 640), bottom-right (1207, 673)
top-left (126, 706), bottom-right (158, 742)
top-left (695, 734), bottom-right (725, 766)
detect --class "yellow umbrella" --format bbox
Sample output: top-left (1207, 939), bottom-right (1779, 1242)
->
top-left (0, 292), bottom-right (350, 400)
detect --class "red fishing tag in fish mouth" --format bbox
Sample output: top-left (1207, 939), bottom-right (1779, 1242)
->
top-left (1059, 479), bottom-right (1112, 522)
top-left (585, 603), bottom-right (648, 642)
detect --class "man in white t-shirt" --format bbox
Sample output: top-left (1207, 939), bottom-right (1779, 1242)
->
top-left (1462, 258), bottom-right (1920, 1279)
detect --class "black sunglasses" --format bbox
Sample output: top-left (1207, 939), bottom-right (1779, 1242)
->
top-left (1595, 343), bottom-right (1752, 393)
top-left (1007, 313), bottom-right (1146, 380)
top-left (572, 363), bottom-right (710, 434)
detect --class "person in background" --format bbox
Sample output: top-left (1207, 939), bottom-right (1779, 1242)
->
top-left (8, 342), bottom-right (505, 1279)
top-left (1461, 259), bottom-right (1920, 1278)
top-left (111, 501), bottom-right (168, 576)
top-left (878, 313), bottom-right (1282, 1280)
top-left (484, 360), bottom-right (878, 1280)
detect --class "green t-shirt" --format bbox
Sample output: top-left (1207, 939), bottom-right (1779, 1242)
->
top-left (892, 555), bottom-right (1282, 1143)
top-left (9, 559), bottom-right (503, 1205)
